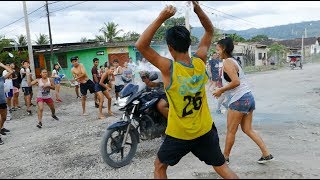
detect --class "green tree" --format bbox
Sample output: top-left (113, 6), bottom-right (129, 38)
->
top-left (212, 27), bottom-right (224, 43)
top-left (99, 22), bottom-right (123, 42)
top-left (0, 35), bottom-right (11, 51)
top-left (0, 50), bottom-right (28, 66)
top-left (227, 33), bottom-right (246, 42)
top-left (95, 35), bottom-right (105, 42)
top-left (153, 17), bottom-right (198, 43)
top-left (121, 31), bottom-right (140, 41)
top-left (268, 42), bottom-right (288, 65)
top-left (249, 34), bottom-right (269, 42)
top-left (34, 33), bottom-right (49, 45)
top-left (17, 34), bottom-right (27, 46)
top-left (80, 37), bottom-right (88, 43)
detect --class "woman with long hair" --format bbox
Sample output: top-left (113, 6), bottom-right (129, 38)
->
top-left (27, 69), bottom-right (59, 128)
top-left (51, 64), bottom-right (63, 102)
top-left (213, 37), bottom-right (273, 164)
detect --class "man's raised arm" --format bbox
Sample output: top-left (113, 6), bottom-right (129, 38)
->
top-left (193, 1), bottom-right (214, 62)
top-left (135, 5), bottom-right (176, 75)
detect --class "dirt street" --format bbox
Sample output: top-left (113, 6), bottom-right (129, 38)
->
top-left (0, 62), bottom-right (320, 179)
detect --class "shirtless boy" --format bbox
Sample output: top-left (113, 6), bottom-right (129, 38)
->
top-left (70, 56), bottom-right (105, 119)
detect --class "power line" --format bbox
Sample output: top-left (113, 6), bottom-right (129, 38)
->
top-left (128, 1), bottom-right (140, 8)
top-left (50, 1), bottom-right (87, 14)
top-left (0, 4), bottom-right (46, 31)
top-left (1, 15), bottom-right (46, 37)
top-left (48, 1), bottom-right (60, 5)
top-left (200, 3), bottom-right (263, 28)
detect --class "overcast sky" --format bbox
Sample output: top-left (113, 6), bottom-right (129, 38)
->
top-left (1, 1), bottom-right (320, 44)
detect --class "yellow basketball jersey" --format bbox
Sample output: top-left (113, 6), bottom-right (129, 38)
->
top-left (165, 57), bottom-right (213, 140)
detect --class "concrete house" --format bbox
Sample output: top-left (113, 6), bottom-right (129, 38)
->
top-left (232, 42), bottom-right (268, 66)
top-left (277, 37), bottom-right (320, 59)
top-left (3, 41), bottom-right (163, 79)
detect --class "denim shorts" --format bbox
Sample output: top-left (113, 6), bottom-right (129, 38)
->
top-left (54, 78), bottom-right (61, 85)
top-left (229, 92), bottom-right (255, 113)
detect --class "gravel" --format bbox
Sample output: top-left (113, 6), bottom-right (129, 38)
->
top-left (1, 63), bottom-right (320, 178)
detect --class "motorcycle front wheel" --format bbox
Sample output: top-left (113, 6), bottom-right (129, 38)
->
top-left (100, 127), bottom-right (138, 168)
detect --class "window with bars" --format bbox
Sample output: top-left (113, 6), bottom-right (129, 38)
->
top-left (57, 54), bottom-right (68, 68)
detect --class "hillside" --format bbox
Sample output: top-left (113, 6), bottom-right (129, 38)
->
top-left (191, 20), bottom-right (320, 40)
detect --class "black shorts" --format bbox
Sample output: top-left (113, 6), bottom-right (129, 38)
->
top-left (0, 103), bottom-right (7, 109)
top-left (157, 124), bottom-right (225, 166)
top-left (80, 79), bottom-right (96, 96)
top-left (160, 93), bottom-right (168, 103)
top-left (95, 83), bottom-right (106, 92)
top-left (115, 85), bottom-right (124, 93)
top-left (22, 87), bottom-right (33, 96)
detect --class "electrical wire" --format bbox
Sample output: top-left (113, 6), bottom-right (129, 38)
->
top-left (200, 3), bottom-right (263, 28)
top-left (0, 4), bottom-right (46, 31)
top-left (50, 1), bottom-right (87, 14)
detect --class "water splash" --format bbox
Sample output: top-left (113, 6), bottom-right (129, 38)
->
top-left (161, 1), bottom-right (192, 17)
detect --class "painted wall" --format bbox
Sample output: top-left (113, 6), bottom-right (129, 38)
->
top-left (50, 45), bottom-right (165, 80)
top-left (52, 47), bottom-right (108, 80)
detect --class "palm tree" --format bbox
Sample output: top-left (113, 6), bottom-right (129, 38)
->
top-left (34, 33), bottom-right (49, 45)
top-left (16, 34), bottom-right (27, 46)
top-left (95, 35), bottom-right (105, 42)
top-left (99, 22), bottom-right (123, 42)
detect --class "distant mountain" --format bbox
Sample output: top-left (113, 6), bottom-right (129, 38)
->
top-left (191, 20), bottom-right (320, 40)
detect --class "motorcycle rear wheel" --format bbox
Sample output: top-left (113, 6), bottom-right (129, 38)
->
top-left (101, 127), bottom-right (138, 168)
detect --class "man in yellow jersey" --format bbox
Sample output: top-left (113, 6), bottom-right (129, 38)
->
top-left (135, 1), bottom-right (239, 179)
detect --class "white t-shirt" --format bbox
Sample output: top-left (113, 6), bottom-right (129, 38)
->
top-left (2, 70), bottom-right (13, 91)
top-left (52, 69), bottom-right (58, 77)
top-left (114, 66), bottom-right (124, 86)
top-left (20, 68), bottom-right (31, 88)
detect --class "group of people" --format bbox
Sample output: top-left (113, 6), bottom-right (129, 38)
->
top-left (0, 60), bottom-right (60, 144)
top-left (70, 56), bottom-right (136, 119)
top-left (136, 1), bottom-right (273, 178)
top-left (0, 55), bottom-right (138, 144)
top-left (0, 2), bottom-right (273, 178)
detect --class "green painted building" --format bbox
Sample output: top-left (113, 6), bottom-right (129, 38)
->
top-left (34, 41), bottom-right (165, 80)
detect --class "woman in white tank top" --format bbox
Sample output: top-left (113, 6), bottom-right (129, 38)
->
top-left (213, 37), bottom-right (273, 164)
top-left (26, 69), bottom-right (59, 128)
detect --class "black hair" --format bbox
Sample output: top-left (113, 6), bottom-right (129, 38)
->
top-left (40, 68), bottom-right (47, 72)
top-left (53, 63), bottom-right (60, 70)
top-left (99, 65), bottom-right (103, 68)
top-left (165, 26), bottom-right (191, 53)
top-left (104, 61), bottom-right (109, 68)
top-left (217, 37), bottom-right (234, 58)
top-left (70, 56), bottom-right (79, 62)
top-left (93, 58), bottom-right (99, 63)
top-left (22, 60), bottom-right (29, 64)
top-left (113, 59), bottom-right (119, 63)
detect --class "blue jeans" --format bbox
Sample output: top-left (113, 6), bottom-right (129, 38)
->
top-left (229, 92), bottom-right (255, 113)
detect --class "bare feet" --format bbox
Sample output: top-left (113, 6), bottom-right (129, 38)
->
top-left (82, 113), bottom-right (89, 116)
top-left (108, 111), bottom-right (114, 116)
top-left (98, 115), bottom-right (106, 120)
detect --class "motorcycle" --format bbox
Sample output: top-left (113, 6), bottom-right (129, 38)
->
top-left (288, 54), bottom-right (303, 70)
top-left (100, 72), bottom-right (167, 168)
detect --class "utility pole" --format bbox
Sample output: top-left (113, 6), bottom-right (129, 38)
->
top-left (22, 1), bottom-right (35, 79)
top-left (185, 1), bottom-right (191, 56)
top-left (304, 28), bottom-right (307, 38)
top-left (45, 1), bottom-right (54, 67)
top-left (301, 34), bottom-right (304, 63)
